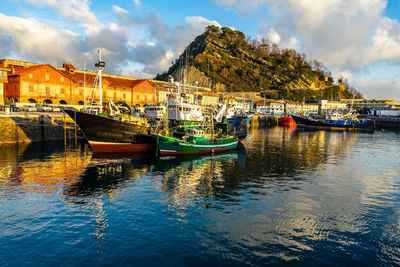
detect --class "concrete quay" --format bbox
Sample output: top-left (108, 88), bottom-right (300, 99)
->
top-left (0, 113), bottom-right (81, 144)
top-left (248, 114), bottom-right (277, 128)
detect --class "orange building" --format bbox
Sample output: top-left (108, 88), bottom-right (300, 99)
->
top-left (3, 60), bottom-right (157, 106)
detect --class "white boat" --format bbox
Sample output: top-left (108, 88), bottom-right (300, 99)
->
top-left (166, 82), bottom-right (204, 122)
top-left (144, 105), bottom-right (166, 121)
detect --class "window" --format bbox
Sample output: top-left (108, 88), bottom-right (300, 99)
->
top-left (136, 95), bottom-right (139, 99)
top-left (60, 77), bottom-right (64, 82)
top-left (29, 73), bottom-right (33, 79)
top-left (60, 88), bottom-right (65, 94)
top-left (145, 95), bottom-right (147, 101)
top-left (114, 92), bottom-right (116, 99)
top-left (46, 87), bottom-right (50, 96)
top-left (145, 85), bottom-right (147, 91)
top-left (45, 73), bottom-right (49, 80)
top-left (79, 83), bottom-right (83, 87)
top-left (79, 89), bottom-right (83, 95)
top-left (29, 86), bottom-right (34, 92)
top-left (123, 93), bottom-right (126, 99)
top-left (136, 86), bottom-right (139, 91)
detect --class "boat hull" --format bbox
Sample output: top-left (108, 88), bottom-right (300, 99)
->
top-left (88, 141), bottom-right (156, 153)
top-left (64, 110), bottom-right (156, 153)
top-left (279, 116), bottom-right (296, 126)
top-left (291, 115), bottom-right (375, 132)
top-left (153, 134), bottom-right (238, 156)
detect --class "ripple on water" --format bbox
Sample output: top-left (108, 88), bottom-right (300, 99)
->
top-left (1, 129), bottom-right (400, 265)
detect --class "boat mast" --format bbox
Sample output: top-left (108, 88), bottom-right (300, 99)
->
top-left (95, 49), bottom-right (105, 112)
top-left (83, 61), bottom-right (86, 108)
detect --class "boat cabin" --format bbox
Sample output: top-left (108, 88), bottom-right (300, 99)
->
top-left (185, 128), bottom-right (209, 142)
top-left (325, 111), bottom-right (344, 121)
top-left (168, 102), bottom-right (203, 121)
top-left (144, 105), bottom-right (166, 120)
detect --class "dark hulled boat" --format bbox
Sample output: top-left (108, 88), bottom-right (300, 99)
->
top-left (64, 110), bottom-right (157, 153)
top-left (291, 114), bottom-right (375, 132)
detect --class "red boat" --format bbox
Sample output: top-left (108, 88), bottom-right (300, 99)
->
top-left (279, 116), bottom-right (296, 126)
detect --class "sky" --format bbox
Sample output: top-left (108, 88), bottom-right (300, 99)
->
top-left (0, 0), bottom-right (399, 101)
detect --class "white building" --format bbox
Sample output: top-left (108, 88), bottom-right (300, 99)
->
top-left (286, 101), bottom-right (319, 115)
top-left (319, 100), bottom-right (348, 113)
top-left (257, 102), bottom-right (285, 115)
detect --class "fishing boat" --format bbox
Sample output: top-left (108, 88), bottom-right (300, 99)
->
top-left (65, 109), bottom-right (156, 153)
top-left (152, 127), bottom-right (239, 156)
top-left (291, 111), bottom-right (375, 132)
top-left (144, 105), bottom-right (166, 121)
top-left (65, 50), bottom-right (157, 153)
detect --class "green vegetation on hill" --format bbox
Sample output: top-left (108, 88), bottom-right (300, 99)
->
top-left (155, 25), bottom-right (362, 101)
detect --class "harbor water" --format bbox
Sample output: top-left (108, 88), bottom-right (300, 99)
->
top-left (1, 127), bottom-right (400, 265)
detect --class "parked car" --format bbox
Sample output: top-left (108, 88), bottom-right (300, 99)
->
top-left (52, 106), bottom-right (62, 112)
top-left (35, 105), bottom-right (44, 112)
top-left (0, 104), bottom-right (5, 111)
top-left (22, 105), bottom-right (37, 112)
top-left (40, 104), bottom-right (53, 112)
top-left (83, 106), bottom-right (100, 113)
top-left (10, 104), bottom-right (21, 112)
top-left (62, 106), bottom-right (78, 112)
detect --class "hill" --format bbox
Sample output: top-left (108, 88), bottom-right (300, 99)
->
top-left (155, 25), bottom-right (362, 102)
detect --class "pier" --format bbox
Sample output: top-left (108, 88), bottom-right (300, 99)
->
top-left (0, 113), bottom-right (81, 144)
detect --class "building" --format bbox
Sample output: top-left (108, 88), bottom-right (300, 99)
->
top-left (256, 102), bottom-right (285, 115)
top-left (318, 100), bottom-right (348, 113)
top-left (3, 59), bottom-right (226, 108)
top-left (4, 62), bottom-right (157, 106)
top-left (286, 101), bottom-right (319, 115)
top-left (340, 99), bottom-right (396, 110)
top-left (302, 103), bottom-right (319, 115)
top-left (0, 68), bottom-right (8, 105)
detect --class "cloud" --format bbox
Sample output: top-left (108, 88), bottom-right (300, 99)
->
top-left (215, 0), bottom-right (400, 69)
top-left (0, 13), bottom-right (81, 64)
top-left (0, 12), bottom-right (132, 74)
top-left (25, 0), bottom-right (98, 24)
top-left (0, 1), bottom-right (222, 78)
top-left (133, 0), bottom-right (141, 9)
top-left (214, 0), bottom-right (400, 98)
top-left (352, 78), bottom-right (400, 101)
top-left (112, 6), bottom-right (221, 74)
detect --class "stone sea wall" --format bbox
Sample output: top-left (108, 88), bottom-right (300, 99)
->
top-left (0, 114), bottom-right (81, 144)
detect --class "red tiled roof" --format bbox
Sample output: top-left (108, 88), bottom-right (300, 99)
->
top-left (8, 62), bottom-right (156, 89)
top-left (9, 64), bottom-right (47, 76)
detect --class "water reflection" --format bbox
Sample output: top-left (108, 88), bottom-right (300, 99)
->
top-left (0, 128), bottom-right (359, 204)
top-left (154, 151), bottom-right (243, 208)
top-left (0, 142), bottom-right (91, 198)
top-left (244, 127), bottom-right (357, 177)
top-left (1, 129), bottom-right (399, 265)
top-left (65, 153), bottom-right (156, 200)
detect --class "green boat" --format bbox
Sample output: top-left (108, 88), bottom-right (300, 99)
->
top-left (152, 127), bottom-right (239, 156)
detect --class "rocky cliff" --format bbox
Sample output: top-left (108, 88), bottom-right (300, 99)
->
top-left (155, 26), bottom-right (361, 101)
